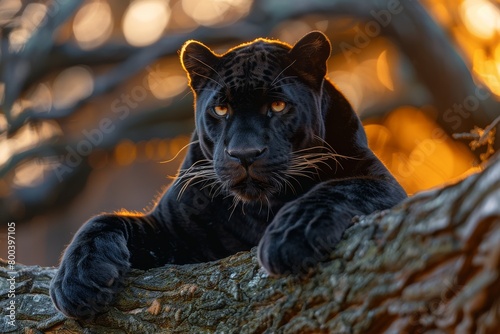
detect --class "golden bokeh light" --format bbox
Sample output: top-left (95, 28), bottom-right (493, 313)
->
top-left (2, 0), bottom-right (496, 202)
top-left (0, 113), bottom-right (6, 133)
top-left (460, 0), bottom-right (500, 39)
top-left (0, 121), bottom-right (62, 167)
top-left (472, 49), bottom-right (500, 96)
top-left (384, 107), bottom-right (435, 152)
top-left (8, 3), bottom-right (47, 52)
top-left (73, 0), bottom-right (113, 50)
top-left (13, 160), bottom-right (47, 188)
top-left (4, 134), bottom-right (53, 191)
top-left (367, 106), bottom-right (476, 194)
top-left (123, 0), bottom-right (171, 47)
top-left (157, 140), bottom-right (170, 159)
top-left (0, 82), bottom-right (4, 107)
top-left (145, 139), bottom-right (157, 159)
top-left (426, 1), bottom-right (452, 26)
top-left (114, 140), bottom-right (137, 166)
top-left (27, 83), bottom-right (52, 113)
top-left (168, 135), bottom-right (190, 158)
top-left (148, 74), bottom-right (187, 100)
top-left (181, 0), bottom-right (252, 26)
top-left (329, 70), bottom-right (363, 111)
top-left (452, 0), bottom-right (500, 98)
top-left (0, 0), bottom-right (22, 25)
top-left (0, 136), bottom-right (9, 167)
top-left (276, 21), bottom-right (314, 44)
top-left (52, 66), bottom-right (94, 109)
top-left (376, 50), bottom-right (394, 91)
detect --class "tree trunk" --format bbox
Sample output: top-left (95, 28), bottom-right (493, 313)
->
top-left (1, 153), bottom-right (499, 334)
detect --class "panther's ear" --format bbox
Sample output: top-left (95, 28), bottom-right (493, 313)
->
top-left (180, 40), bottom-right (220, 91)
top-left (289, 31), bottom-right (331, 85)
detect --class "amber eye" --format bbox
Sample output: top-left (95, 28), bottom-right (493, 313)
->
top-left (270, 101), bottom-right (287, 113)
top-left (213, 105), bottom-right (228, 117)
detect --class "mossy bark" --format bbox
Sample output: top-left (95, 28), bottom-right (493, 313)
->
top-left (1, 153), bottom-right (499, 333)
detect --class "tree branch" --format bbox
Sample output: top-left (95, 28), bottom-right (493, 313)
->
top-left (1, 153), bottom-right (499, 333)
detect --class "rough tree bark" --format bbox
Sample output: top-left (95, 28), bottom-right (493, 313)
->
top-left (1, 153), bottom-right (499, 333)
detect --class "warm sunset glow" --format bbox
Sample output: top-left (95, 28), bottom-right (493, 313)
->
top-left (367, 107), bottom-right (476, 194)
top-left (13, 160), bottom-right (47, 188)
top-left (460, 0), bottom-right (500, 39)
top-left (157, 140), bottom-right (170, 159)
top-left (427, 2), bottom-right (452, 26)
top-left (384, 107), bottom-right (435, 152)
top-left (52, 66), bottom-right (94, 109)
top-left (181, 0), bottom-right (252, 26)
top-left (123, 0), bottom-right (171, 47)
top-left (376, 50), bottom-right (394, 91)
top-left (277, 21), bottom-right (314, 44)
top-left (0, 120), bottom-right (61, 169)
top-left (114, 140), bottom-right (137, 166)
top-left (329, 70), bottom-right (363, 111)
top-left (2, 0), bottom-right (496, 225)
top-left (472, 49), bottom-right (500, 97)
top-left (168, 135), bottom-right (190, 158)
top-left (148, 74), bottom-right (187, 100)
top-left (73, 0), bottom-right (113, 50)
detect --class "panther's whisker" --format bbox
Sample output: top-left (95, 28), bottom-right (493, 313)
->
top-left (188, 55), bottom-right (227, 89)
top-left (192, 70), bottom-right (224, 88)
top-left (179, 89), bottom-right (194, 101)
top-left (177, 172), bottom-right (212, 199)
top-left (200, 178), bottom-right (219, 191)
top-left (272, 172), bottom-right (296, 195)
top-left (162, 140), bottom-right (200, 164)
top-left (292, 156), bottom-right (334, 170)
top-left (271, 75), bottom-right (298, 87)
top-left (264, 195), bottom-right (273, 222)
top-left (228, 195), bottom-right (241, 220)
top-left (175, 159), bottom-right (218, 200)
top-left (177, 160), bottom-right (213, 176)
top-left (210, 182), bottom-right (226, 199)
top-left (286, 168), bottom-right (318, 177)
top-left (270, 60), bottom-right (297, 87)
top-left (177, 169), bottom-right (215, 183)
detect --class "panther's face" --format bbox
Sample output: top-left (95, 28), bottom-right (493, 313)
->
top-left (181, 32), bottom-right (332, 202)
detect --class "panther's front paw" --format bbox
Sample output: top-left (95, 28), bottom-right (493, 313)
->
top-left (50, 231), bottom-right (130, 320)
top-left (257, 200), bottom-right (346, 276)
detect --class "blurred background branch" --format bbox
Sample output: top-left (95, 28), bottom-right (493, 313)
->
top-left (0, 0), bottom-right (499, 266)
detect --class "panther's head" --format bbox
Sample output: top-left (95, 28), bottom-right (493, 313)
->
top-left (180, 31), bottom-right (333, 202)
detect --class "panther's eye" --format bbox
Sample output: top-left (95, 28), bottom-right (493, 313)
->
top-left (270, 101), bottom-right (287, 113)
top-left (213, 105), bottom-right (228, 117)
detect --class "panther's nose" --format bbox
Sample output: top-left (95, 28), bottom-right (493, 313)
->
top-left (225, 147), bottom-right (267, 167)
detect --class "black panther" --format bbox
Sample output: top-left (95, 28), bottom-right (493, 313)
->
top-left (50, 31), bottom-right (407, 319)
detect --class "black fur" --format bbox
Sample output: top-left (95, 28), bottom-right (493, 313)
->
top-left (50, 31), bottom-right (406, 319)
